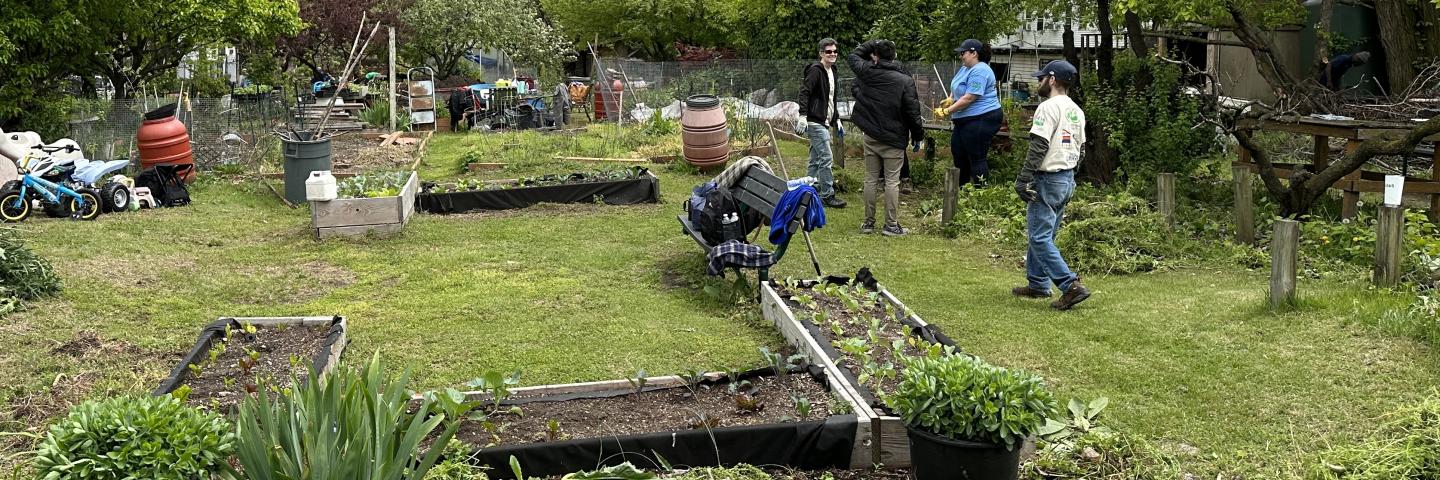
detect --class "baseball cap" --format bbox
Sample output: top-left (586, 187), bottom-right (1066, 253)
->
top-left (1032, 60), bottom-right (1078, 83)
top-left (953, 39), bottom-right (983, 55)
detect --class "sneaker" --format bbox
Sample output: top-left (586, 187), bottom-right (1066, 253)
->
top-left (1051, 280), bottom-right (1091, 310)
top-left (881, 223), bottom-right (909, 237)
top-left (900, 179), bottom-right (915, 195)
top-left (1011, 286), bottom-right (1052, 298)
top-left (860, 219), bottom-right (876, 234)
top-left (823, 196), bottom-right (848, 208)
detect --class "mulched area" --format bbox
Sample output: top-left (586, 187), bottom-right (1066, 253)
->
top-left (455, 372), bottom-right (835, 447)
top-left (181, 323), bottom-right (330, 410)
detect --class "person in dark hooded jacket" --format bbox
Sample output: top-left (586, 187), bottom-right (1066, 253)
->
top-left (846, 39), bottom-right (925, 236)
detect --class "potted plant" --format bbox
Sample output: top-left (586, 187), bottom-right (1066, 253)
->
top-left (883, 353), bottom-right (1056, 480)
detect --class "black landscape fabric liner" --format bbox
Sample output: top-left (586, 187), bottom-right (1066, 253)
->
top-left (470, 367), bottom-right (857, 478)
top-left (152, 316), bottom-right (345, 396)
top-left (418, 170), bottom-right (659, 213)
top-left (782, 269), bottom-right (958, 411)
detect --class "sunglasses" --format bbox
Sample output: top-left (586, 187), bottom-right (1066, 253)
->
top-left (823, 50), bottom-right (838, 54)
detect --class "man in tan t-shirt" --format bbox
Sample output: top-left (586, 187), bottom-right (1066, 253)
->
top-left (1011, 60), bottom-right (1090, 310)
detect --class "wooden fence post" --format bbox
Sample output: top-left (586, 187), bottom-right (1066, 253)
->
top-left (1374, 205), bottom-right (1404, 287)
top-left (1270, 219), bottom-right (1300, 308)
top-left (942, 167), bottom-right (961, 225)
top-left (1233, 165), bottom-right (1255, 245)
top-left (1157, 173), bottom-right (1175, 227)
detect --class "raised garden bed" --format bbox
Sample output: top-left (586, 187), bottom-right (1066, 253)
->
top-left (311, 170), bottom-right (419, 239)
top-left (153, 316), bottom-right (347, 410)
top-left (417, 167), bottom-right (659, 213)
top-left (760, 272), bottom-right (957, 469)
top-left (448, 365), bottom-right (872, 479)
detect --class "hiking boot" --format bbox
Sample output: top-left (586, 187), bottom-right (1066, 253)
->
top-left (823, 195), bottom-right (848, 208)
top-left (860, 219), bottom-right (876, 234)
top-left (1011, 286), bottom-right (1052, 298)
top-left (1051, 281), bottom-right (1091, 310)
top-left (881, 223), bottom-right (909, 237)
top-left (900, 179), bottom-right (915, 195)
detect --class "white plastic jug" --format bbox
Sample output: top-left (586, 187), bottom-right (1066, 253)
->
top-left (305, 170), bottom-right (338, 201)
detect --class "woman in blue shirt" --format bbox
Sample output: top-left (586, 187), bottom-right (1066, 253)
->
top-left (938, 39), bottom-right (1004, 186)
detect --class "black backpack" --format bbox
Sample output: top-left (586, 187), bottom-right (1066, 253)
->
top-left (697, 186), bottom-right (761, 245)
top-left (136, 165), bottom-right (191, 207)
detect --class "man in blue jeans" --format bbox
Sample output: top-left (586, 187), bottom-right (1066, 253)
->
top-left (796, 38), bottom-right (847, 208)
top-left (1012, 60), bottom-right (1091, 310)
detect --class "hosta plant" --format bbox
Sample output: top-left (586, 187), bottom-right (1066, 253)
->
top-left (883, 354), bottom-right (1056, 450)
top-left (32, 393), bottom-right (235, 479)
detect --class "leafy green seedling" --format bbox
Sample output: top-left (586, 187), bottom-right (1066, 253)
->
top-left (792, 395), bottom-right (812, 419)
top-left (186, 363), bottom-right (203, 378)
top-left (627, 369), bottom-right (648, 399)
top-left (545, 419), bottom-right (566, 442)
top-left (466, 370), bottom-right (522, 412)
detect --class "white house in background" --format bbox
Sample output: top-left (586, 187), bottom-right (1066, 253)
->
top-left (989, 15), bottom-right (1130, 88)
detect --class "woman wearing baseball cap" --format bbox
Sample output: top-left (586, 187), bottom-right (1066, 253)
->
top-left (936, 38), bottom-right (1003, 187)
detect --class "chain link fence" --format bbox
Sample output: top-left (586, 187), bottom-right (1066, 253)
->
top-left (65, 92), bottom-right (292, 171)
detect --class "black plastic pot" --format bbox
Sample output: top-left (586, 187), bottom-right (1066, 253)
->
top-left (906, 425), bottom-right (1020, 480)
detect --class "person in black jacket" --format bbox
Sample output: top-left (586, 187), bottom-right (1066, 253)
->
top-left (846, 39), bottom-right (925, 236)
top-left (797, 38), bottom-right (847, 208)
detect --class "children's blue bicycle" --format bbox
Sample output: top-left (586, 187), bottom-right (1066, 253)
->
top-left (1, 148), bottom-right (101, 222)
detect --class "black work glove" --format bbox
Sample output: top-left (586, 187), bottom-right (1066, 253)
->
top-left (1015, 172), bottom-right (1037, 203)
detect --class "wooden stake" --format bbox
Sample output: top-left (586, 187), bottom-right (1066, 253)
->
top-left (388, 26), bottom-right (396, 133)
top-left (1374, 205), bottom-right (1404, 287)
top-left (942, 167), bottom-right (961, 225)
top-left (1233, 165), bottom-right (1255, 245)
top-left (1157, 172), bottom-right (1175, 227)
top-left (1270, 219), bottom-right (1300, 308)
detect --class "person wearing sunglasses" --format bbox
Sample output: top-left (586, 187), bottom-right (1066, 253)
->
top-left (796, 38), bottom-right (847, 209)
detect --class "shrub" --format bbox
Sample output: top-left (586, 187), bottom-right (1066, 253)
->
top-left (1057, 189), bottom-right (1183, 274)
top-left (0, 227), bottom-right (62, 315)
top-left (233, 352), bottom-right (476, 480)
top-left (1083, 53), bottom-right (1219, 191)
top-left (32, 394), bottom-right (235, 479)
top-left (884, 354), bottom-right (1056, 450)
top-left (1311, 393), bottom-right (1440, 479)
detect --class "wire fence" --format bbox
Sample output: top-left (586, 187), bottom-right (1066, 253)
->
top-left (589, 57), bottom-right (978, 118)
top-left (65, 92), bottom-right (292, 170)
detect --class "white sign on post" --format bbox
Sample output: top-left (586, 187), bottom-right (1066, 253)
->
top-left (1384, 175), bottom-right (1405, 207)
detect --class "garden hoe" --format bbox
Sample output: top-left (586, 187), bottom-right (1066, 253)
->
top-left (766, 124), bottom-right (824, 278)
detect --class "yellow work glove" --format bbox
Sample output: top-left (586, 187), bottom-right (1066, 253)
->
top-left (940, 97), bottom-right (954, 108)
top-left (932, 107), bottom-right (948, 119)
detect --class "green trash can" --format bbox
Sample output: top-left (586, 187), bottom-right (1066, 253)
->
top-left (281, 132), bottom-right (333, 204)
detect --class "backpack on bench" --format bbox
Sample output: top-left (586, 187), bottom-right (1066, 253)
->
top-left (697, 185), bottom-right (761, 245)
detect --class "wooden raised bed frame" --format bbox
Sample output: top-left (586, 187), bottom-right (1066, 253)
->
top-left (760, 281), bottom-right (941, 469)
top-left (310, 170), bottom-right (419, 239)
top-left (154, 316), bottom-right (348, 397)
top-left (439, 368), bottom-right (875, 471)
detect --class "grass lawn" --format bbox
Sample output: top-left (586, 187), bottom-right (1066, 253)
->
top-left (1, 124), bottom-right (1436, 477)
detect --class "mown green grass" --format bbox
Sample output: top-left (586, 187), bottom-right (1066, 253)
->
top-left (1, 126), bottom-right (1437, 478)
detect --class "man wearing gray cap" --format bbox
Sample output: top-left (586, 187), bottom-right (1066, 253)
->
top-left (1012, 60), bottom-right (1090, 310)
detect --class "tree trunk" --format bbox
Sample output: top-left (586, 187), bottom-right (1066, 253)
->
top-left (1063, 12), bottom-right (1081, 102)
top-left (1225, 1), bottom-right (1325, 112)
top-left (1095, 0), bottom-right (1115, 85)
top-left (1311, 0), bottom-right (1334, 77)
top-left (1081, 0), bottom-right (1119, 185)
top-left (1375, 0), bottom-right (1421, 94)
top-left (1124, 11), bottom-right (1148, 58)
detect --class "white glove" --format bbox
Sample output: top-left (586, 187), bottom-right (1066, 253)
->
top-left (794, 118), bottom-right (808, 136)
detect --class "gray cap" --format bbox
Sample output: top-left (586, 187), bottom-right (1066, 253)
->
top-left (1032, 60), bottom-right (1078, 83)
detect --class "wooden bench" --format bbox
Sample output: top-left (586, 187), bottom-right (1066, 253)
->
top-left (678, 165), bottom-right (811, 282)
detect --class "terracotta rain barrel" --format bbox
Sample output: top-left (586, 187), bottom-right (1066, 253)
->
top-left (681, 95), bottom-right (730, 169)
top-left (136, 104), bottom-right (196, 183)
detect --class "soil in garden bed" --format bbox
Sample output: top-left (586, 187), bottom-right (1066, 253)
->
top-left (181, 324), bottom-right (330, 409)
top-left (775, 282), bottom-right (932, 415)
top-left (455, 372), bottom-right (835, 447)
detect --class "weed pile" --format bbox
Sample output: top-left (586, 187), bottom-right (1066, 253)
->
top-left (0, 227), bottom-right (61, 315)
top-left (1312, 394), bottom-right (1440, 479)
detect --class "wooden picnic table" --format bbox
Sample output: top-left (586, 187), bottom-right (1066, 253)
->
top-left (1234, 115), bottom-right (1440, 220)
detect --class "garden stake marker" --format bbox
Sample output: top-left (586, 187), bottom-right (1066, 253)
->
top-left (767, 124), bottom-right (824, 277)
